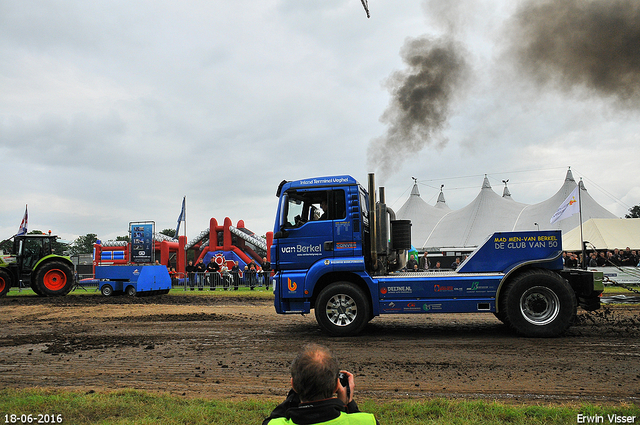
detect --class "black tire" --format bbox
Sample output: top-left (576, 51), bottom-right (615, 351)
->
top-left (493, 310), bottom-right (508, 325)
top-left (314, 282), bottom-right (370, 336)
top-left (101, 284), bottom-right (114, 296)
top-left (500, 269), bottom-right (576, 337)
top-left (30, 281), bottom-right (44, 296)
top-left (34, 261), bottom-right (74, 296)
top-left (0, 269), bottom-right (11, 297)
top-left (126, 285), bottom-right (137, 297)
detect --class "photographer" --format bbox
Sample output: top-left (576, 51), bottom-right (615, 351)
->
top-left (263, 343), bottom-right (378, 425)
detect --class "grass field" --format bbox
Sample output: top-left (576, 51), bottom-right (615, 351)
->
top-left (1, 389), bottom-right (639, 425)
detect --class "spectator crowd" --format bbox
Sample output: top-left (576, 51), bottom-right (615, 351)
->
top-left (564, 247), bottom-right (639, 268)
top-left (169, 257), bottom-right (271, 290)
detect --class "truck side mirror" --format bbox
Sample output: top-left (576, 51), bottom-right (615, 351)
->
top-left (274, 230), bottom-right (289, 239)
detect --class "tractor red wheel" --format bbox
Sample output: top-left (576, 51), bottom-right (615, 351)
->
top-left (0, 269), bottom-right (11, 297)
top-left (43, 269), bottom-right (67, 291)
top-left (35, 261), bottom-right (74, 296)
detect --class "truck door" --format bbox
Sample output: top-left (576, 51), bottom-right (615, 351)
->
top-left (274, 188), bottom-right (348, 270)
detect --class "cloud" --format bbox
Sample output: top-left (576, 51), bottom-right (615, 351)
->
top-left (0, 0), bottom-right (638, 245)
top-left (505, 0), bottom-right (640, 106)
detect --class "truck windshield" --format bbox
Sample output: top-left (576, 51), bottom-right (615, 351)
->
top-left (281, 189), bottom-right (345, 228)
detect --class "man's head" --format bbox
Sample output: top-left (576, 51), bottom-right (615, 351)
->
top-left (290, 343), bottom-right (340, 402)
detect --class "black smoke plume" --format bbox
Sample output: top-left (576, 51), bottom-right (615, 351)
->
top-left (367, 35), bottom-right (469, 178)
top-left (507, 0), bottom-right (640, 105)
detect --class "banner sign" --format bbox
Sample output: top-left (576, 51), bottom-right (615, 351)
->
top-left (130, 222), bottom-right (154, 263)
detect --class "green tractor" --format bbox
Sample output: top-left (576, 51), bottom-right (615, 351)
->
top-left (0, 233), bottom-right (75, 297)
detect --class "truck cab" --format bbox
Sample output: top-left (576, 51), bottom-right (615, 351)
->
top-left (273, 176), bottom-right (365, 269)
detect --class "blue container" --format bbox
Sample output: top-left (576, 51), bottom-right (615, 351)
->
top-left (96, 265), bottom-right (171, 296)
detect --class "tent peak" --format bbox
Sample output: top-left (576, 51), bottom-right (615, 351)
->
top-left (437, 184), bottom-right (447, 205)
top-left (579, 178), bottom-right (587, 191)
top-left (482, 175), bottom-right (491, 189)
top-left (410, 183), bottom-right (420, 197)
top-left (565, 167), bottom-right (575, 182)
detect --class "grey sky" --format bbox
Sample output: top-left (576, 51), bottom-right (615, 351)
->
top-left (1, 0), bottom-right (638, 244)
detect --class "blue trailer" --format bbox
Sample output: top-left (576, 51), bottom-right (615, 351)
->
top-left (270, 174), bottom-right (603, 337)
top-left (96, 265), bottom-right (171, 296)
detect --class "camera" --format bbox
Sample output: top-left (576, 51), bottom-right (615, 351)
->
top-left (339, 372), bottom-right (350, 399)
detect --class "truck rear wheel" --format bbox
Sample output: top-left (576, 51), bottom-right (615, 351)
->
top-left (315, 282), bottom-right (370, 336)
top-left (501, 269), bottom-right (576, 337)
top-left (34, 261), bottom-right (74, 296)
top-left (0, 269), bottom-right (11, 297)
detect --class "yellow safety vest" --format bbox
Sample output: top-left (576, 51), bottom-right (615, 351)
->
top-left (267, 411), bottom-right (377, 425)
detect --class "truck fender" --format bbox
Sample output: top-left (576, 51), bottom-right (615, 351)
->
top-left (311, 272), bottom-right (375, 314)
top-left (306, 256), bottom-right (367, 299)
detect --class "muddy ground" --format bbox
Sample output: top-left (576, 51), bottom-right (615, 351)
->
top-left (1, 293), bottom-right (639, 405)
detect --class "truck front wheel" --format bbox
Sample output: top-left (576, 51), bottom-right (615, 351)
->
top-left (315, 282), bottom-right (370, 336)
top-left (501, 269), bottom-right (576, 337)
top-left (35, 261), bottom-right (74, 296)
top-left (0, 269), bottom-right (11, 297)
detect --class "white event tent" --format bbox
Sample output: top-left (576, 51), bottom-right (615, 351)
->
top-left (396, 168), bottom-right (620, 251)
top-left (562, 218), bottom-right (640, 251)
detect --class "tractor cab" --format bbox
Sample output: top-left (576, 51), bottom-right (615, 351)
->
top-left (13, 234), bottom-right (56, 274)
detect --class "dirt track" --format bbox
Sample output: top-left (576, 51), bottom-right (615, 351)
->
top-left (1, 293), bottom-right (639, 404)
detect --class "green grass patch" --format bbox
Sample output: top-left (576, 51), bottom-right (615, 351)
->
top-left (603, 284), bottom-right (640, 296)
top-left (1, 389), bottom-right (639, 425)
top-left (167, 287), bottom-right (274, 299)
top-left (6, 286), bottom-right (274, 299)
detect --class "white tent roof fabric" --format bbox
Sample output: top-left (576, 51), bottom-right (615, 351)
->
top-left (396, 169), bottom-right (620, 250)
top-left (396, 184), bottom-right (449, 246)
top-left (562, 218), bottom-right (640, 251)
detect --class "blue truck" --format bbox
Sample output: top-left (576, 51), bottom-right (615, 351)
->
top-left (270, 174), bottom-right (603, 337)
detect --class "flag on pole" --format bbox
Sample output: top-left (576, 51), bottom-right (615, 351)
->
top-left (175, 197), bottom-right (185, 238)
top-left (550, 186), bottom-right (580, 224)
top-left (17, 205), bottom-right (28, 236)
